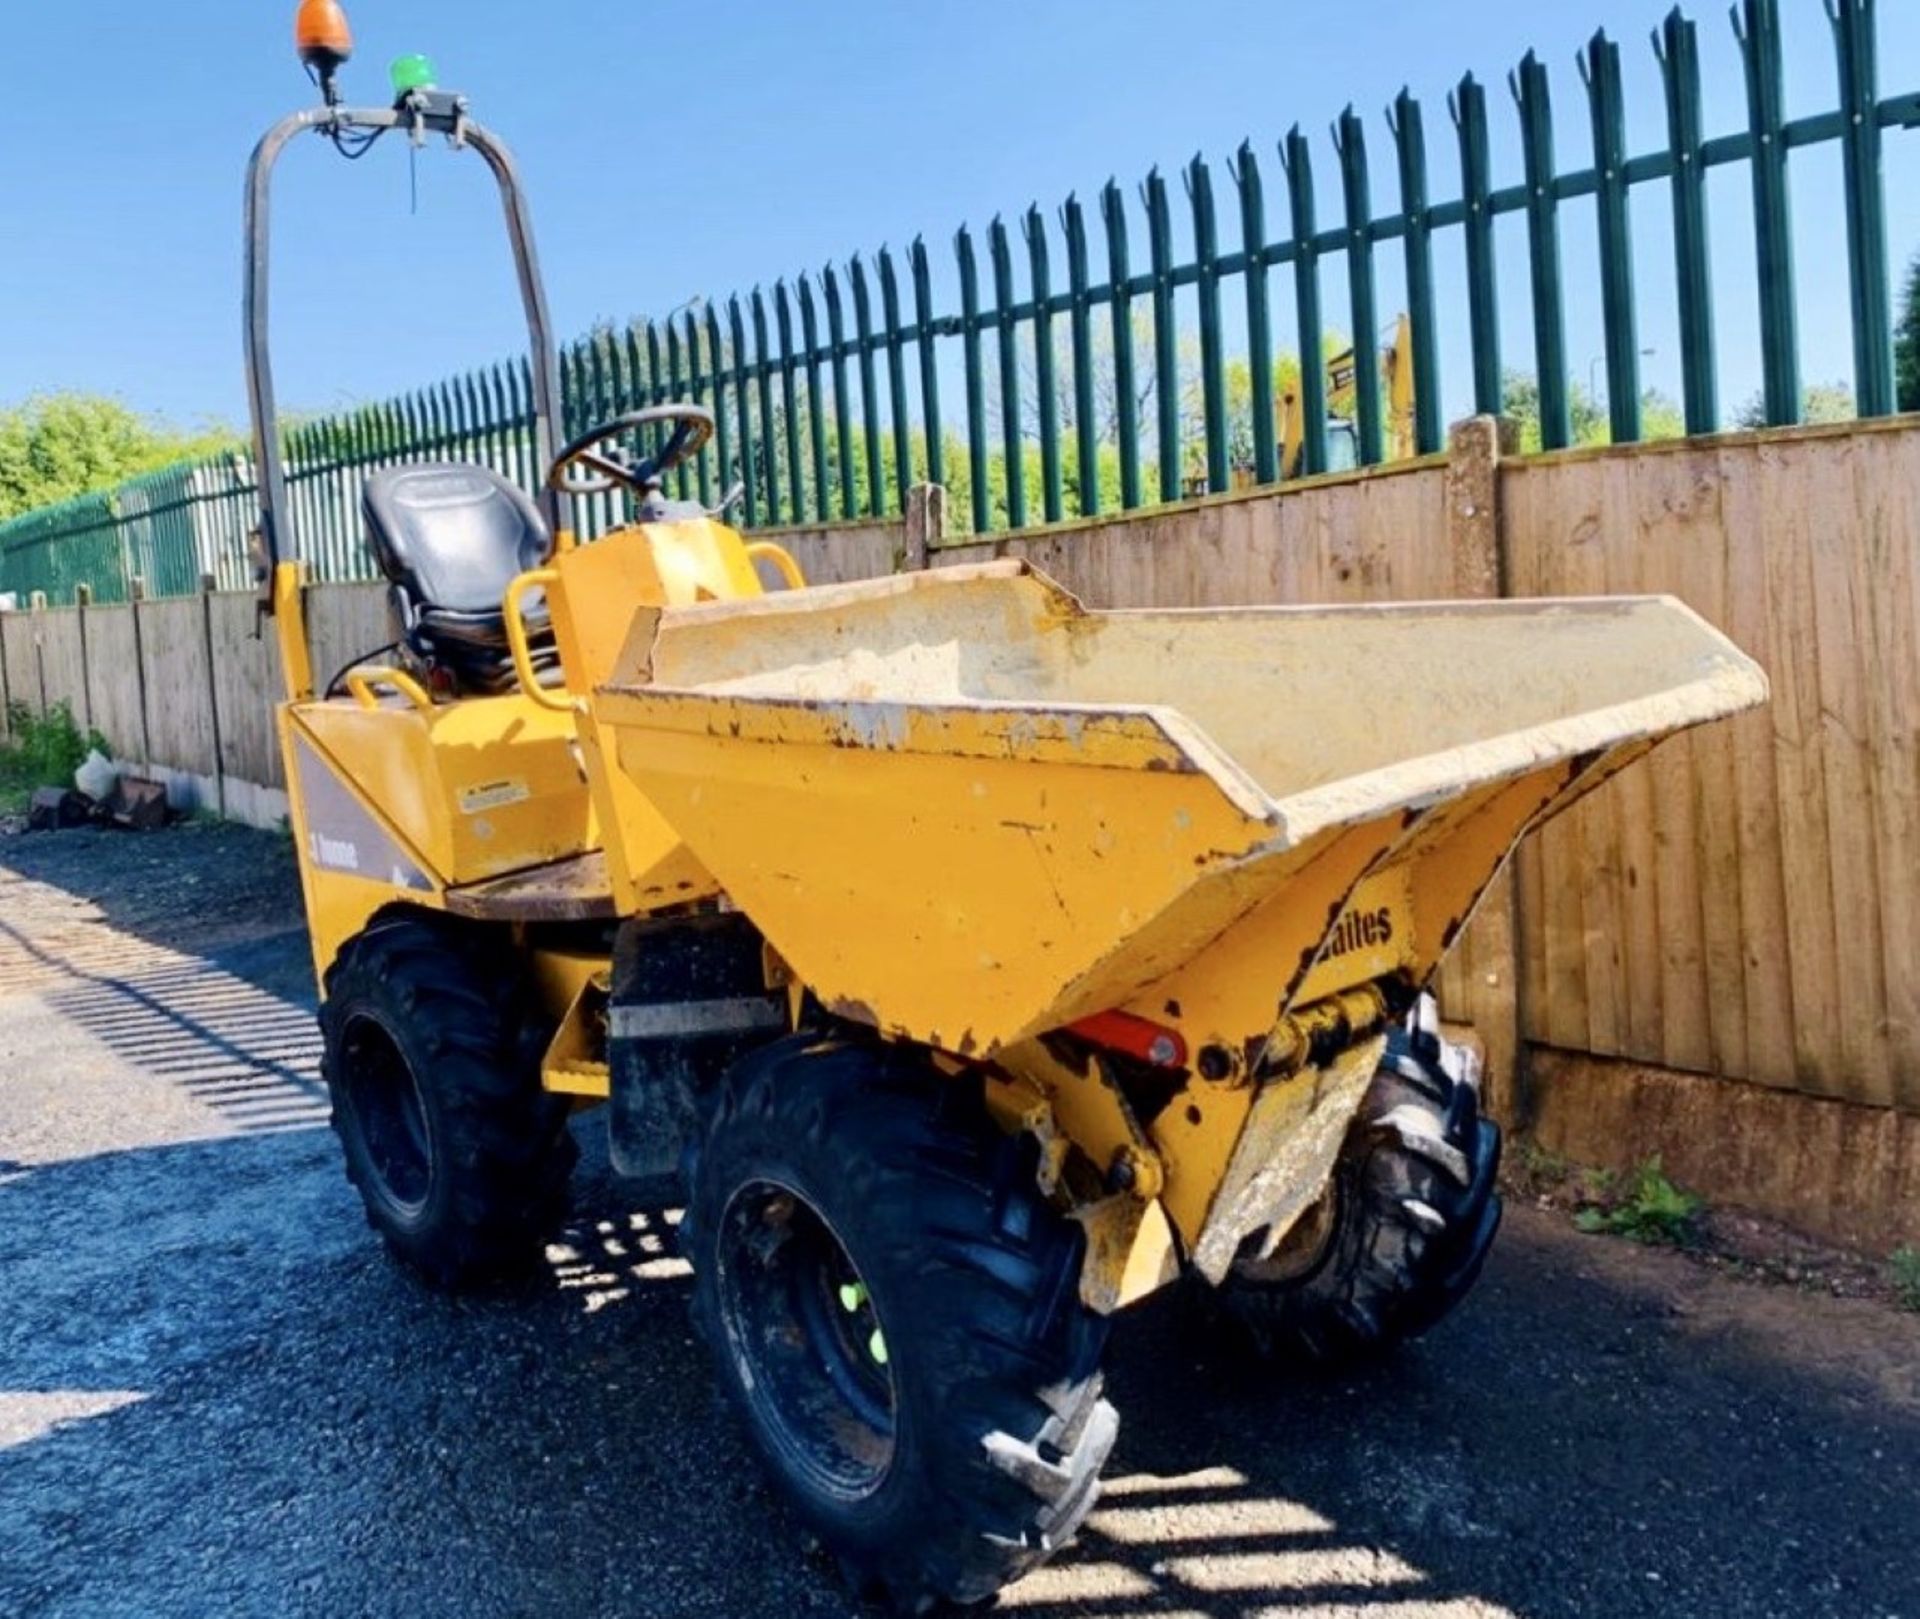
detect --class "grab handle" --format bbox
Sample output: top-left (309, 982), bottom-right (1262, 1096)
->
top-left (504, 568), bottom-right (573, 712)
top-left (343, 666), bottom-right (433, 711)
top-left (744, 541), bottom-right (807, 591)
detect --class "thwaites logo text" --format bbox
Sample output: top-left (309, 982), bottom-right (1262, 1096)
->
top-left (1325, 906), bottom-right (1394, 959)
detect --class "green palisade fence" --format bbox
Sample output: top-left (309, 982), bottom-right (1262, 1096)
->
top-left (4, 0), bottom-right (1917, 600)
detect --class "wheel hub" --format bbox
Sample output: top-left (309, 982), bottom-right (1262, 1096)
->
top-left (340, 1013), bottom-right (432, 1215)
top-left (716, 1180), bottom-right (896, 1502)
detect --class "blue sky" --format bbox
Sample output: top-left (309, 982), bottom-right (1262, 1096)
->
top-left (1, 0), bottom-right (1915, 433)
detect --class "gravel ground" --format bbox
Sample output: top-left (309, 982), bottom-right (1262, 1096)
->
top-left (2, 823), bottom-right (1918, 1619)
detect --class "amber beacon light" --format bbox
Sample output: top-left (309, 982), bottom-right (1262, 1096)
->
top-left (295, 0), bottom-right (354, 99)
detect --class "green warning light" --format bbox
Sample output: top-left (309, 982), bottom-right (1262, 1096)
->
top-left (389, 54), bottom-right (438, 98)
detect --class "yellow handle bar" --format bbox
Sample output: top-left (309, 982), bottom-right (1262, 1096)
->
top-left (504, 568), bottom-right (575, 712)
top-left (343, 666), bottom-right (434, 711)
top-left (744, 541), bottom-right (807, 591)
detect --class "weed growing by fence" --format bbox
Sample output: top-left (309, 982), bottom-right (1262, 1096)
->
top-left (1573, 1156), bottom-right (1703, 1246)
top-left (0, 703), bottom-right (107, 814)
top-left (1890, 1247), bottom-right (1920, 1312)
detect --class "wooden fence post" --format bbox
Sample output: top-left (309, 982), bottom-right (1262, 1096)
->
top-left (0, 609), bottom-right (12, 740)
top-left (73, 583), bottom-right (94, 734)
top-left (30, 592), bottom-right (48, 715)
top-left (128, 575), bottom-right (154, 770)
top-left (1445, 415), bottom-right (1527, 1120)
top-left (904, 482), bottom-right (947, 571)
top-left (199, 573), bottom-right (228, 819)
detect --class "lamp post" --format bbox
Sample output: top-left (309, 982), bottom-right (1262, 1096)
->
top-left (1588, 348), bottom-right (1658, 406)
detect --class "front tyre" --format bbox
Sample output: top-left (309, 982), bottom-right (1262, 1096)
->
top-left (1220, 994), bottom-right (1502, 1362)
top-left (319, 913), bottom-right (577, 1289)
top-left (685, 1037), bottom-right (1117, 1612)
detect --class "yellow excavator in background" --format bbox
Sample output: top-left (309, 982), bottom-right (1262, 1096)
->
top-left (1193, 316), bottom-right (1417, 497)
top-left (1279, 313), bottom-right (1418, 478)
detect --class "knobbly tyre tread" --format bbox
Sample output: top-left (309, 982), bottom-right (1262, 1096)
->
top-left (1220, 994), bottom-right (1503, 1362)
top-left (319, 911), bottom-right (577, 1289)
top-left (683, 1035), bottom-right (1118, 1613)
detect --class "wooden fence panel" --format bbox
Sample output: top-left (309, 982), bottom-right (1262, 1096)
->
top-left (82, 606), bottom-right (146, 765)
top-left (207, 592), bottom-right (285, 794)
top-left (1716, 446), bottom-right (1800, 1096)
top-left (0, 612), bottom-right (38, 719)
top-left (1853, 430), bottom-right (1920, 1114)
top-left (951, 463), bottom-right (1455, 609)
top-left (137, 597), bottom-right (217, 781)
top-left (36, 610), bottom-right (87, 726)
top-left (768, 521), bottom-right (903, 587)
top-left (302, 583), bottom-right (393, 700)
top-left (1504, 422), bottom-right (1920, 1112)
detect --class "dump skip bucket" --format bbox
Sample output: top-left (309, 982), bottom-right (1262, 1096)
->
top-left (595, 562), bottom-right (1766, 1062)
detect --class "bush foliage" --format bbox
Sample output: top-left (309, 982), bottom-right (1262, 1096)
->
top-left (0, 703), bottom-right (108, 813)
top-left (0, 395), bottom-right (238, 523)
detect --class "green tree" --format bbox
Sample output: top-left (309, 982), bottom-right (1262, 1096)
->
top-left (1498, 373), bottom-right (1689, 451)
top-left (1731, 382), bottom-right (1854, 430)
top-left (993, 319), bottom-right (1333, 490)
top-left (1639, 390), bottom-right (1687, 443)
top-left (1896, 253), bottom-right (1920, 414)
top-left (1501, 371), bottom-right (1608, 452)
top-left (0, 395), bottom-right (237, 521)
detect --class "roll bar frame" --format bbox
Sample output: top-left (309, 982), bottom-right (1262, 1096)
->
top-left (243, 93), bottom-right (565, 609)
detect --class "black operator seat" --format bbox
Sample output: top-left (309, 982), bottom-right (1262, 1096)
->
top-left (361, 463), bottom-right (559, 696)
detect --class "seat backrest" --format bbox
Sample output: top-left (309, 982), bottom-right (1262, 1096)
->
top-left (362, 463), bottom-right (550, 614)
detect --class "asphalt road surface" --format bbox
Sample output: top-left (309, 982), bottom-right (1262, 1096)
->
top-left (2, 823), bottom-right (1917, 1619)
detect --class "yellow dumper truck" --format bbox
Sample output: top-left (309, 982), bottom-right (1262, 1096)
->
top-left (252, 8), bottom-right (1767, 1608)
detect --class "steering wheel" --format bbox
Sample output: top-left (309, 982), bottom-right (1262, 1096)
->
top-left (546, 405), bottom-right (714, 496)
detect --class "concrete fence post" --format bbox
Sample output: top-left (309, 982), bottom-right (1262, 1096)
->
top-left (1444, 414), bottom-right (1526, 1121)
top-left (903, 483), bottom-right (947, 571)
top-left (1446, 414), bottom-right (1517, 597)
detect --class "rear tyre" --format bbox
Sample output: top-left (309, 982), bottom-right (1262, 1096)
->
top-left (319, 912), bottom-right (577, 1289)
top-left (1219, 994), bottom-right (1502, 1362)
top-left (684, 1036), bottom-right (1118, 1613)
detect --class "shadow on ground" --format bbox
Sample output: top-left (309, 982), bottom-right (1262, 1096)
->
top-left (3, 1119), bottom-right (1917, 1619)
top-left (0, 822), bottom-right (304, 973)
top-left (0, 822), bottom-right (322, 1152)
top-left (0, 915), bottom-right (324, 1136)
